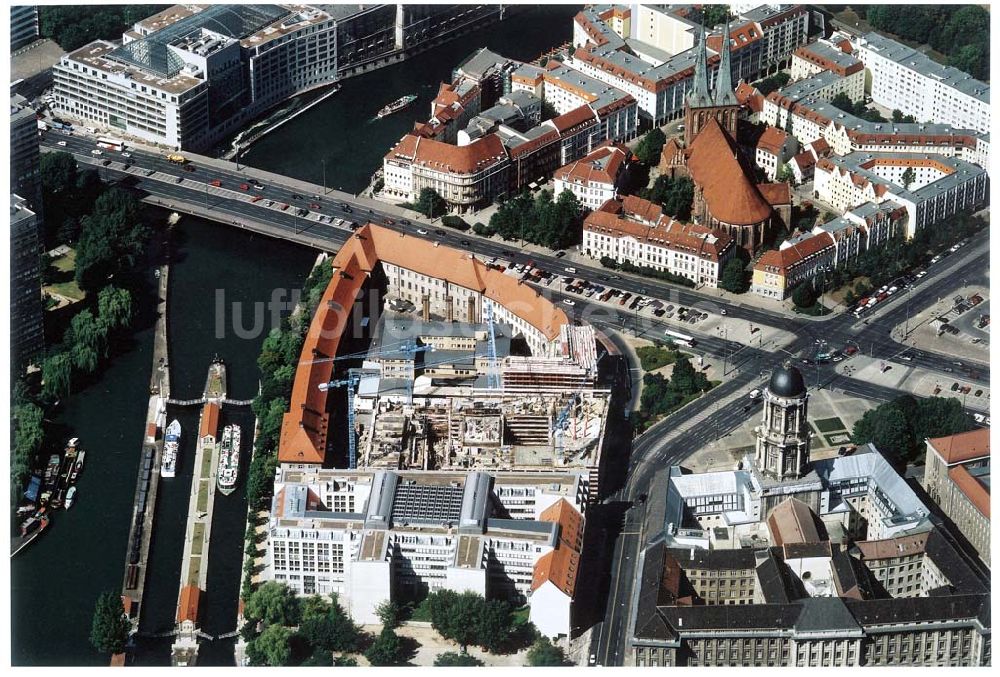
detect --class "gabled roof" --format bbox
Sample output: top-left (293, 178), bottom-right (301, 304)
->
top-left (794, 597), bottom-right (861, 634)
top-left (767, 497), bottom-right (822, 546)
top-left (927, 427), bottom-right (990, 465)
top-left (532, 499), bottom-right (584, 597)
top-left (279, 225), bottom-right (570, 464)
top-left (948, 465), bottom-right (990, 518)
top-left (754, 232), bottom-right (834, 274)
top-left (756, 125), bottom-right (789, 155)
top-left (199, 402), bottom-right (220, 440)
top-left (687, 118), bottom-right (772, 225)
top-left (177, 585), bottom-right (201, 623)
top-left (554, 142), bottom-right (629, 186)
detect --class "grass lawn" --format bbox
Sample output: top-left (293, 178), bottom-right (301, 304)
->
top-left (636, 345), bottom-right (678, 371)
top-left (814, 416), bottom-right (846, 434)
top-left (43, 248), bottom-right (86, 302)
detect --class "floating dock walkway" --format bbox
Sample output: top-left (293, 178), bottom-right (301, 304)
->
top-left (116, 261), bottom-right (171, 665)
top-left (170, 359), bottom-right (227, 666)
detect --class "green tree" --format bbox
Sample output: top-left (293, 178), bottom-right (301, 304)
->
top-left (791, 283), bottom-right (817, 309)
top-left (891, 109), bottom-right (916, 124)
top-left (719, 258), bottom-right (749, 294)
top-left (526, 636), bottom-right (567, 666)
top-left (301, 648), bottom-right (333, 666)
top-left (246, 450), bottom-right (278, 510)
top-left (700, 3), bottom-right (732, 27)
top-left (89, 591), bottom-right (129, 655)
top-left (66, 309), bottom-right (108, 373)
top-left (435, 651), bottom-right (484, 666)
top-left (949, 42), bottom-right (987, 80)
top-left (253, 623), bottom-right (292, 667)
top-left (40, 151), bottom-right (78, 195)
top-left (633, 127), bottom-right (667, 166)
top-left (12, 399), bottom-right (45, 500)
top-left (299, 598), bottom-right (362, 653)
top-left (334, 656), bottom-right (359, 666)
top-left (97, 285), bottom-right (134, 331)
top-left (365, 627), bottom-right (404, 666)
top-left (300, 594), bottom-right (332, 623)
top-left (852, 403), bottom-right (914, 464)
top-left (376, 600), bottom-right (402, 629)
top-left (776, 163), bottom-right (794, 183)
top-left (413, 188), bottom-right (447, 219)
top-left (476, 599), bottom-right (514, 653)
top-left (245, 581), bottom-right (301, 627)
top-left (427, 590), bottom-right (482, 650)
top-left (41, 351), bottom-right (73, 399)
top-left (75, 189), bottom-right (150, 290)
top-left (541, 101), bottom-right (558, 121)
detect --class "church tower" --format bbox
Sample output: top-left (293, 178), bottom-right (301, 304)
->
top-left (684, 21), bottom-right (740, 146)
top-left (754, 362), bottom-right (811, 480)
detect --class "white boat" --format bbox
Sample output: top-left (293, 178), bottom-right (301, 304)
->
top-left (162, 419), bottom-right (181, 478)
top-left (217, 424), bottom-right (241, 496)
top-left (65, 486), bottom-right (77, 508)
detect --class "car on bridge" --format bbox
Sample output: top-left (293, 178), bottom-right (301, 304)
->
top-left (56, 140), bottom-right (67, 147)
top-left (280, 203), bottom-right (290, 211)
top-left (240, 183), bottom-right (250, 190)
top-left (416, 228), bottom-right (428, 235)
top-left (91, 149), bottom-right (102, 155)
top-left (210, 179), bottom-right (222, 187)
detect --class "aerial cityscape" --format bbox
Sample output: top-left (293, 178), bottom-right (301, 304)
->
top-left (7, 2), bottom-right (991, 669)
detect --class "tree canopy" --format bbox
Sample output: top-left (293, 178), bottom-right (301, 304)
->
top-left (633, 127), bottom-right (666, 166)
top-left (866, 5), bottom-right (989, 79)
top-left (75, 189), bottom-right (151, 290)
top-left (364, 627), bottom-right (405, 666)
top-left (426, 590), bottom-right (516, 653)
top-left (480, 189), bottom-right (582, 250)
top-left (719, 257), bottom-right (750, 294)
top-left (852, 395), bottom-right (973, 465)
top-left (90, 591), bottom-right (129, 655)
top-left (250, 623), bottom-right (292, 666)
top-left (791, 283), bottom-right (817, 309)
top-left (640, 175), bottom-right (693, 221)
top-left (39, 6), bottom-right (167, 52)
top-left (435, 651), bottom-right (485, 666)
top-left (526, 636), bottom-right (568, 666)
top-left (245, 582), bottom-right (301, 627)
top-left (412, 188), bottom-right (447, 219)
top-left (829, 92), bottom-right (887, 123)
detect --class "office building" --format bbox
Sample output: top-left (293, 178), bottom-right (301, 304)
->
top-left (265, 466), bottom-right (584, 638)
top-left (813, 152), bottom-right (988, 239)
top-left (852, 32), bottom-right (990, 135)
top-left (51, 4), bottom-right (505, 151)
top-left (923, 428), bottom-right (990, 567)
top-left (628, 363), bottom-right (991, 666)
top-left (11, 5), bottom-right (39, 50)
top-left (10, 196), bottom-right (44, 368)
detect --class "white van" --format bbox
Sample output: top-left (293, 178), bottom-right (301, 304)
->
top-left (564, 266), bottom-right (577, 274)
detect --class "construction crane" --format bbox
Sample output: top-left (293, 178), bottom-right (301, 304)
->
top-left (319, 370), bottom-right (362, 469)
top-left (553, 396), bottom-right (576, 454)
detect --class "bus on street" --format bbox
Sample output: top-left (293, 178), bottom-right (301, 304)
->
top-left (96, 136), bottom-right (125, 152)
top-left (664, 329), bottom-right (696, 347)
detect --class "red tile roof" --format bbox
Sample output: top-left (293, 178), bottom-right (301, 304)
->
top-left (279, 224), bottom-right (571, 464)
top-left (385, 133), bottom-right (508, 174)
top-left (177, 585), bottom-right (201, 623)
top-left (549, 104), bottom-right (597, 133)
top-left (584, 198), bottom-right (733, 261)
top-left (735, 81), bottom-right (764, 113)
top-left (791, 150), bottom-right (816, 170)
top-left (756, 126), bottom-right (790, 155)
top-left (927, 428), bottom-right (990, 465)
top-left (754, 232), bottom-right (834, 274)
top-left (948, 465), bottom-right (990, 518)
top-left (856, 532), bottom-right (929, 561)
top-left (199, 402), bottom-right (220, 440)
top-left (757, 182), bottom-right (791, 206)
top-left (554, 142), bottom-right (628, 186)
top-left (687, 118), bottom-right (772, 225)
top-left (532, 499), bottom-right (584, 596)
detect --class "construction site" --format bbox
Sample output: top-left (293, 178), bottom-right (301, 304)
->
top-left (277, 224), bottom-right (615, 498)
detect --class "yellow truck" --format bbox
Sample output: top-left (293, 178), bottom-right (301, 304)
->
top-left (166, 153), bottom-right (187, 164)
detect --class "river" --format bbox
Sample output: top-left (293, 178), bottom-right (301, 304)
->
top-left (11, 5), bottom-right (578, 665)
top-left (243, 4), bottom-right (580, 193)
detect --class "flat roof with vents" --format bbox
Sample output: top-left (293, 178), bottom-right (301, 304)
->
top-left (390, 481), bottom-right (465, 524)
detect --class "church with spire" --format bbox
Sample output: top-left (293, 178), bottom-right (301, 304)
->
top-left (661, 22), bottom-right (791, 252)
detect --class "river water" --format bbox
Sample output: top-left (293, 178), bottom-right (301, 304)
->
top-left (11, 5), bottom-right (578, 665)
top-left (243, 4), bottom-right (579, 193)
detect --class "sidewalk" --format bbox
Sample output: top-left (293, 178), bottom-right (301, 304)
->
top-left (836, 356), bottom-right (990, 411)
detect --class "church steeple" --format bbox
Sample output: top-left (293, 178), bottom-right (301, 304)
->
top-left (715, 21), bottom-right (738, 106)
top-left (687, 22), bottom-right (712, 108)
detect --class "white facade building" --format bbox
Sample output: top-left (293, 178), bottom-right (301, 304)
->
top-left (265, 466), bottom-right (584, 637)
top-left (852, 32), bottom-right (990, 134)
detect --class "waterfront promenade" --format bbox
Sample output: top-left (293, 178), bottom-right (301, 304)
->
top-left (116, 260), bottom-right (171, 663)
